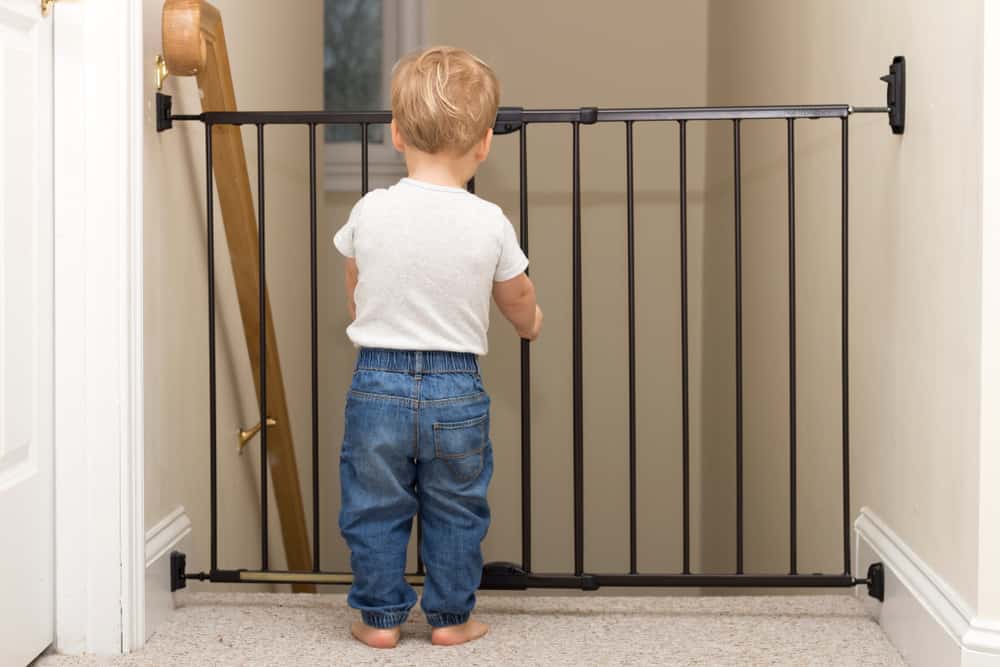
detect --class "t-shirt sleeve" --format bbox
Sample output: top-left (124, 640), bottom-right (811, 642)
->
top-left (494, 214), bottom-right (530, 282)
top-left (333, 197), bottom-right (365, 258)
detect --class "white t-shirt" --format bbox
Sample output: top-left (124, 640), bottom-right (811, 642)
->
top-left (333, 177), bottom-right (529, 355)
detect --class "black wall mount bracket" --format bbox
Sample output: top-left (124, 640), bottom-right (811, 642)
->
top-left (156, 92), bottom-right (173, 133)
top-left (866, 562), bottom-right (886, 601)
top-left (170, 550), bottom-right (187, 592)
top-left (881, 56), bottom-right (906, 134)
top-left (850, 56), bottom-right (906, 134)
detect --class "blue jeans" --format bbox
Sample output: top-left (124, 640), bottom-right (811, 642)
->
top-left (338, 348), bottom-right (493, 629)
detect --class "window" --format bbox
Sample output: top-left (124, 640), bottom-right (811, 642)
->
top-left (324, 0), bottom-right (424, 191)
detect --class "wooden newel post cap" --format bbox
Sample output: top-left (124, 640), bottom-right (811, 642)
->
top-left (162, 0), bottom-right (212, 76)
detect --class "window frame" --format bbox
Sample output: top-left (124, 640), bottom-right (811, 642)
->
top-left (324, 0), bottom-right (424, 192)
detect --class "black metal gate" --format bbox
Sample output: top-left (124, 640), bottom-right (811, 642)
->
top-left (159, 58), bottom-right (905, 599)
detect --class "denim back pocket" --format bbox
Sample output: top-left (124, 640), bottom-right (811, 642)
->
top-left (433, 413), bottom-right (488, 481)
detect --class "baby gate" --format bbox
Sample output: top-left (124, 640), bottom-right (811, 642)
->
top-left (157, 57), bottom-right (905, 600)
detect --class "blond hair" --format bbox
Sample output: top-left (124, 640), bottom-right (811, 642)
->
top-left (390, 46), bottom-right (500, 155)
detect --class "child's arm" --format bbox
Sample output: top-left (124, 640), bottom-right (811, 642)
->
top-left (493, 273), bottom-right (543, 341)
top-left (344, 258), bottom-right (358, 321)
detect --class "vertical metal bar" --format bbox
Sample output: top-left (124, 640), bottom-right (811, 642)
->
top-left (625, 121), bottom-right (638, 575)
top-left (360, 120), bottom-right (419, 572)
top-left (257, 123), bottom-right (269, 571)
top-left (572, 121), bottom-right (584, 577)
top-left (841, 117), bottom-right (852, 576)
top-left (459, 158), bottom-right (477, 586)
top-left (787, 119), bottom-right (798, 575)
top-left (678, 120), bottom-right (691, 575)
top-left (404, 112), bottom-right (419, 577)
top-left (309, 124), bottom-right (320, 573)
top-left (416, 517), bottom-right (424, 576)
top-left (519, 125), bottom-right (532, 573)
top-left (733, 119), bottom-right (744, 575)
top-left (409, 131), bottom-right (420, 579)
top-left (361, 123), bottom-right (369, 194)
top-left (207, 124), bottom-right (218, 573)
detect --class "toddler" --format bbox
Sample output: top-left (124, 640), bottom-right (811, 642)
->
top-left (333, 46), bottom-right (542, 649)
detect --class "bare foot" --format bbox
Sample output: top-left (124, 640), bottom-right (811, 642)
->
top-left (351, 620), bottom-right (400, 649)
top-left (431, 619), bottom-right (489, 646)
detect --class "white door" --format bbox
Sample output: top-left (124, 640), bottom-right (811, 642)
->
top-left (0, 0), bottom-right (54, 665)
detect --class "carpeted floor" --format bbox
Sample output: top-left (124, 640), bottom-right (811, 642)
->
top-left (37, 592), bottom-right (903, 666)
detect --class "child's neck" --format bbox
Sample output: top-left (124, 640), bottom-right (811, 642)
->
top-left (404, 149), bottom-right (477, 190)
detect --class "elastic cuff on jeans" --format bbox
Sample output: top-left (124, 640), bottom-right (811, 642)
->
top-left (361, 610), bottom-right (409, 629)
top-left (425, 611), bottom-right (471, 628)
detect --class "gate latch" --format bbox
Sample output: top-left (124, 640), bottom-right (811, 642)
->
top-left (494, 106), bottom-right (524, 135)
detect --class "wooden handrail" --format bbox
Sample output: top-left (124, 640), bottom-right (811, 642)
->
top-left (162, 0), bottom-right (314, 593)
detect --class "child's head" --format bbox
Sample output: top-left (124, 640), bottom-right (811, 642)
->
top-left (390, 46), bottom-right (500, 159)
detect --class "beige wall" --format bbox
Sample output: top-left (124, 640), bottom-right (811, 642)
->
top-left (979, 0), bottom-right (1000, 620)
top-left (322, 0), bottom-right (713, 575)
top-left (704, 0), bottom-right (984, 602)
top-left (143, 0), bottom-right (324, 589)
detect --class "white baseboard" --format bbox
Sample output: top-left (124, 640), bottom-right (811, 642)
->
top-left (144, 506), bottom-right (191, 641)
top-left (855, 508), bottom-right (1000, 666)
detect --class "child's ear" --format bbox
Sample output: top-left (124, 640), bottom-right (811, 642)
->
top-left (475, 128), bottom-right (494, 162)
top-left (390, 119), bottom-right (406, 153)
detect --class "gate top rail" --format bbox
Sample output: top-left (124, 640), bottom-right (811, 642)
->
top-left (169, 103), bottom-right (856, 128)
top-left (159, 56), bottom-right (904, 133)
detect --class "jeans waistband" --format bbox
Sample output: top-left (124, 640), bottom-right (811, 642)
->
top-left (355, 348), bottom-right (479, 375)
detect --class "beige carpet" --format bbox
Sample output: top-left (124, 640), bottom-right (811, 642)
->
top-left (37, 592), bottom-right (903, 666)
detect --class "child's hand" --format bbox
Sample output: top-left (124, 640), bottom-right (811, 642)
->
top-left (519, 305), bottom-right (543, 341)
top-left (493, 273), bottom-right (540, 341)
